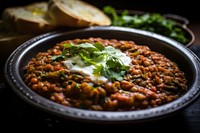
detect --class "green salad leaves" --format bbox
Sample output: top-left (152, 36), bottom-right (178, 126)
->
top-left (103, 6), bottom-right (189, 44)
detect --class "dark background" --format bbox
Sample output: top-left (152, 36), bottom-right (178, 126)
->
top-left (0, 0), bottom-right (199, 21)
top-left (1, 0), bottom-right (200, 132)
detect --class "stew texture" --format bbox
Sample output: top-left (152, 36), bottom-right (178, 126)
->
top-left (23, 38), bottom-right (187, 111)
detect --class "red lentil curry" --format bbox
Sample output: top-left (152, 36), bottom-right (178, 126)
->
top-left (23, 38), bottom-right (187, 111)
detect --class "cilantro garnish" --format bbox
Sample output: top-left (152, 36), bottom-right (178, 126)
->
top-left (51, 42), bottom-right (130, 81)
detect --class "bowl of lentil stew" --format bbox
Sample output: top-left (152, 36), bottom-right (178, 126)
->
top-left (4, 26), bottom-right (200, 123)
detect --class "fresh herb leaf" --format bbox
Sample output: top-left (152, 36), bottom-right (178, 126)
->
top-left (51, 55), bottom-right (64, 61)
top-left (102, 56), bottom-right (129, 81)
top-left (103, 6), bottom-right (189, 44)
top-left (102, 67), bottom-right (125, 81)
top-left (93, 43), bottom-right (105, 51)
top-left (93, 64), bottom-right (103, 75)
top-left (51, 48), bottom-right (67, 61)
top-left (79, 52), bottom-right (97, 66)
top-left (51, 42), bottom-right (130, 81)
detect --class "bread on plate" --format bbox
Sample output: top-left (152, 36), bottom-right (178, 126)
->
top-left (0, 0), bottom-right (112, 57)
top-left (48, 0), bottom-right (111, 27)
top-left (2, 2), bottom-right (58, 34)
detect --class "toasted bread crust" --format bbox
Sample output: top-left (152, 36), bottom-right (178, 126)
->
top-left (0, 0), bottom-right (112, 57)
top-left (2, 2), bottom-right (58, 34)
top-left (48, 0), bottom-right (111, 27)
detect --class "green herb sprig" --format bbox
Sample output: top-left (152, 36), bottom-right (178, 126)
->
top-left (103, 6), bottom-right (189, 44)
top-left (51, 43), bottom-right (130, 81)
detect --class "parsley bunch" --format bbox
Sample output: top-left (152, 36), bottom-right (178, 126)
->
top-left (103, 6), bottom-right (189, 45)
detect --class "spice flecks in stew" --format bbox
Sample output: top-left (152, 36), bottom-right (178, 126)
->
top-left (23, 38), bottom-right (187, 111)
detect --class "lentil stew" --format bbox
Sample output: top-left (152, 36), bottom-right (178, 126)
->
top-left (23, 37), bottom-right (187, 111)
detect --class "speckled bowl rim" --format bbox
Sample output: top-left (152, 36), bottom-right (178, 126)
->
top-left (4, 26), bottom-right (200, 123)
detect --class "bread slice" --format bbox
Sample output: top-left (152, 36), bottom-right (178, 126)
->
top-left (0, 20), bottom-right (34, 57)
top-left (2, 2), bottom-right (58, 34)
top-left (48, 0), bottom-right (111, 27)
